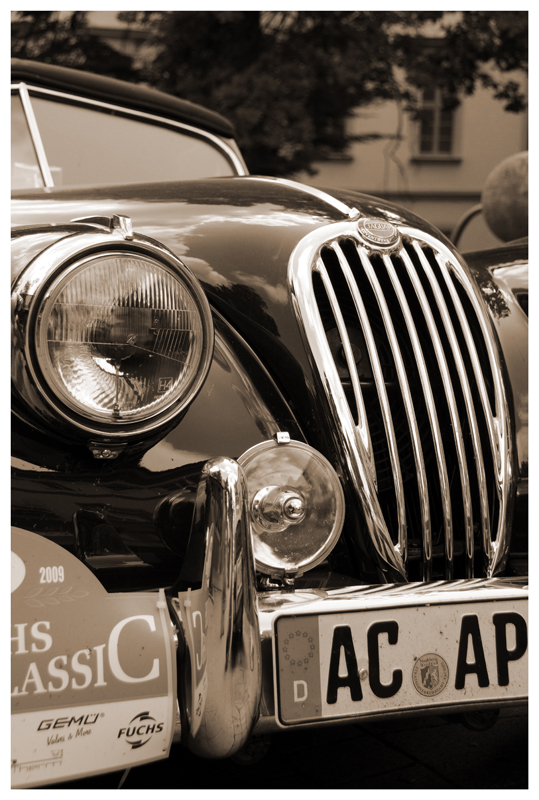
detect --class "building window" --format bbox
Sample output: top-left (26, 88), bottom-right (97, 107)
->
top-left (418, 88), bottom-right (455, 155)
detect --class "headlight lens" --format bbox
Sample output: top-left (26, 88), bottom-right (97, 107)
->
top-left (33, 251), bottom-right (212, 430)
top-left (238, 438), bottom-right (345, 576)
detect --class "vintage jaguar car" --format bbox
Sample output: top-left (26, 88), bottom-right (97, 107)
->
top-left (11, 59), bottom-right (528, 787)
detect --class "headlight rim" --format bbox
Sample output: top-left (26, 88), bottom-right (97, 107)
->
top-left (12, 229), bottom-right (214, 439)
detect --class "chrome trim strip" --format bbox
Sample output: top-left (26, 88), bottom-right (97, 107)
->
top-left (258, 575), bottom-right (527, 611)
top-left (175, 457), bottom-right (261, 758)
top-left (12, 82), bottom-right (247, 178)
top-left (365, 250), bottom-right (432, 574)
top-left (383, 252), bottom-right (453, 578)
top-left (247, 176), bottom-right (360, 219)
top-left (15, 83), bottom-right (54, 188)
top-left (413, 242), bottom-right (490, 578)
top-left (288, 222), bottom-right (406, 581)
top-left (332, 242), bottom-right (407, 560)
top-left (400, 246), bottom-right (473, 580)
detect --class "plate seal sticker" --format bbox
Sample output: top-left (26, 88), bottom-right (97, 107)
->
top-left (276, 615), bottom-right (322, 723)
top-left (412, 653), bottom-right (450, 697)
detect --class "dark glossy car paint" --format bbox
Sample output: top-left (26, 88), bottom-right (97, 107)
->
top-left (11, 61), bottom-right (528, 788)
top-left (12, 180), bottom-right (528, 587)
top-left (10, 180), bottom-right (402, 586)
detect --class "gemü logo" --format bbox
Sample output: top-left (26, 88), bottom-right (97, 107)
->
top-left (118, 711), bottom-right (164, 749)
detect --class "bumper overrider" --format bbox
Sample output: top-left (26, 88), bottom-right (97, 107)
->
top-left (172, 456), bottom-right (527, 755)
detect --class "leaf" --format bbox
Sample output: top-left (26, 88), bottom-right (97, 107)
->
top-left (22, 586), bottom-right (89, 605)
top-left (24, 587), bottom-right (44, 599)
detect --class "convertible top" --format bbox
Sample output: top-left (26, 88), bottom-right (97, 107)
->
top-left (11, 58), bottom-right (236, 139)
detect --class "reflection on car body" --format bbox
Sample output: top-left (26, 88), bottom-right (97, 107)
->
top-left (10, 59), bottom-right (528, 788)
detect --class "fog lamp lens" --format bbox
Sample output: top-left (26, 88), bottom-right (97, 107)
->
top-left (34, 252), bottom-right (212, 428)
top-left (238, 439), bottom-right (345, 575)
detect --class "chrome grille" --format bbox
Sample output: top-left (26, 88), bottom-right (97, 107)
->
top-left (289, 222), bottom-right (512, 581)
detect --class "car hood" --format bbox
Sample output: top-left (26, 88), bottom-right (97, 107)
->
top-left (11, 176), bottom-right (448, 287)
top-left (11, 176), bottom-right (451, 365)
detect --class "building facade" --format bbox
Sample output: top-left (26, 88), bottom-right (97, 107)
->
top-left (69, 12), bottom-right (531, 251)
top-left (295, 76), bottom-right (527, 251)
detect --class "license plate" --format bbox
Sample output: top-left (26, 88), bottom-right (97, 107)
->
top-left (275, 599), bottom-right (527, 724)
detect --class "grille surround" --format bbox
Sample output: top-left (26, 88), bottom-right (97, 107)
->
top-left (289, 219), bottom-right (513, 581)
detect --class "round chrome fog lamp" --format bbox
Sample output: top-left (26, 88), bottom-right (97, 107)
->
top-left (238, 438), bottom-right (345, 576)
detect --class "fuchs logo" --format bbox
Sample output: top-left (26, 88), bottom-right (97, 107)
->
top-left (357, 218), bottom-right (399, 248)
top-left (412, 653), bottom-right (449, 697)
top-left (118, 711), bottom-right (164, 749)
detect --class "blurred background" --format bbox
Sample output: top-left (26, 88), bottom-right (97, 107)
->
top-left (11, 10), bottom-right (528, 250)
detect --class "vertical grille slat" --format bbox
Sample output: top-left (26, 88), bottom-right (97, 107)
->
top-left (415, 244), bottom-right (491, 578)
top-left (289, 221), bottom-right (513, 582)
top-left (315, 256), bottom-right (376, 481)
top-left (435, 254), bottom-right (506, 573)
top-left (372, 252), bottom-right (433, 578)
top-left (383, 251), bottom-right (454, 578)
top-left (400, 246), bottom-right (474, 580)
top-left (332, 242), bottom-right (408, 562)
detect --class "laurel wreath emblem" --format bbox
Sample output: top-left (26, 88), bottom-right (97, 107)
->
top-left (22, 586), bottom-right (89, 607)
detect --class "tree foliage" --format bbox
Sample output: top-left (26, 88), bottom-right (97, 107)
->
top-left (11, 11), bottom-right (137, 82)
top-left (12, 10), bottom-right (527, 176)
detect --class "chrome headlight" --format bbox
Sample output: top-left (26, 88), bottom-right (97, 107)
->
top-left (238, 436), bottom-right (345, 576)
top-left (12, 220), bottom-right (213, 438)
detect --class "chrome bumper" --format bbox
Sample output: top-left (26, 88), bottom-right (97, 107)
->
top-left (173, 458), bottom-right (527, 754)
top-left (172, 458), bottom-right (261, 758)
